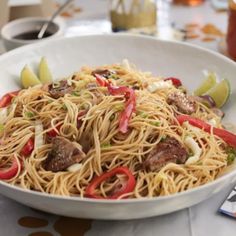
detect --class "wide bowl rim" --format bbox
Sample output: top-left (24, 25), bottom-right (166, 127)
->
top-left (0, 33), bottom-right (236, 204)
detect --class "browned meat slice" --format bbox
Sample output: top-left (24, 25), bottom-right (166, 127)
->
top-left (143, 137), bottom-right (188, 172)
top-left (48, 80), bottom-right (73, 99)
top-left (91, 69), bottom-right (115, 79)
top-left (44, 137), bottom-right (85, 172)
top-left (167, 91), bottom-right (196, 114)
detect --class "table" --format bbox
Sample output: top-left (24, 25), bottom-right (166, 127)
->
top-left (0, 1), bottom-right (235, 236)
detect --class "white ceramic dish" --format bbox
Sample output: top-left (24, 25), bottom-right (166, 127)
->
top-left (1, 17), bottom-right (65, 51)
top-left (0, 34), bottom-right (236, 220)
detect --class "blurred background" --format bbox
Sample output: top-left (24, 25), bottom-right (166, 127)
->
top-left (0, 0), bottom-right (235, 59)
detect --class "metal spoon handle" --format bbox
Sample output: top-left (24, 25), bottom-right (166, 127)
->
top-left (37, 0), bottom-right (74, 39)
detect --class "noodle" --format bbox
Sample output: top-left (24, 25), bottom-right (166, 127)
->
top-left (0, 61), bottom-right (231, 199)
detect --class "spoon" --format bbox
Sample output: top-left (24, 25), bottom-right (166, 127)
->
top-left (37, 0), bottom-right (74, 39)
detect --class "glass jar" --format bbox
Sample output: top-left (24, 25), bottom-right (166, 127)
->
top-left (227, 0), bottom-right (236, 60)
top-left (110, 0), bottom-right (157, 34)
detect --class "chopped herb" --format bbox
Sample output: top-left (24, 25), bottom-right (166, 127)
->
top-left (101, 143), bottom-right (111, 148)
top-left (62, 104), bottom-right (67, 110)
top-left (139, 112), bottom-right (148, 118)
top-left (226, 147), bottom-right (236, 165)
top-left (114, 104), bottom-right (124, 111)
top-left (48, 100), bottom-right (53, 103)
top-left (72, 91), bottom-right (80, 96)
top-left (25, 111), bottom-right (35, 118)
top-left (227, 153), bottom-right (235, 165)
top-left (109, 74), bottom-right (119, 80)
top-left (83, 93), bottom-right (92, 99)
top-left (0, 124), bottom-right (4, 132)
top-left (151, 121), bottom-right (160, 127)
top-left (109, 114), bottom-right (115, 121)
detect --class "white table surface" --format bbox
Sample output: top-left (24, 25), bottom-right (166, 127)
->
top-left (9, 0), bottom-right (41, 7)
top-left (0, 1), bottom-right (235, 236)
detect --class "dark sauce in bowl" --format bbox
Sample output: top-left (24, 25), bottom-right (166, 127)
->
top-left (13, 30), bottom-right (53, 40)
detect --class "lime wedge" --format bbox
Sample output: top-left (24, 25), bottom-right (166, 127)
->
top-left (39, 57), bottom-right (53, 84)
top-left (194, 72), bottom-right (217, 96)
top-left (205, 79), bottom-right (230, 108)
top-left (21, 65), bottom-right (41, 88)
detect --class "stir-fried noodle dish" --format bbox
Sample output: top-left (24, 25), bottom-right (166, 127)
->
top-left (0, 60), bottom-right (235, 199)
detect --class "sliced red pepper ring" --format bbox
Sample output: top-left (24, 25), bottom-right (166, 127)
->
top-left (108, 85), bottom-right (136, 134)
top-left (47, 124), bottom-right (62, 137)
top-left (85, 167), bottom-right (136, 199)
top-left (164, 77), bottom-right (182, 87)
top-left (176, 114), bottom-right (236, 148)
top-left (0, 156), bottom-right (20, 180)
top-left (20, 138), bottom-right (34, 156)
top-left (0, 90), bottom-right (20, 108)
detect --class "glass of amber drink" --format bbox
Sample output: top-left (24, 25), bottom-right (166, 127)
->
top-left (110, 0), bottom-right (157, 34)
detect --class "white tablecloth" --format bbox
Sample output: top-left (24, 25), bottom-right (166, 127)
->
top-left (0, 183), bottom-right (235, 236)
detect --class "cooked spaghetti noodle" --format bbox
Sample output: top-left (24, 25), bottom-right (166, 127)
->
top-left (0, 61), bottom-right (234, 199)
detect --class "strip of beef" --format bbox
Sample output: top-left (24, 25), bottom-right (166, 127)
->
top-left (167, 90), bottom-right (196, 114)
top-left (143, 137), bottom-right (188, 172)
top-left (44, 137), bottom-right (85, 172)
top-left (48, 80), bottom-right (73, 99)
top-left (91, 69), bottom-right (115, 79)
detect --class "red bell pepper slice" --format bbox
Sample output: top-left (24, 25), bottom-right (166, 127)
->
top-left (85, 166), bottom-right (136, 199)
top-left (94, 73), bottom-right (110, 87)
top-left (94, 72), bottom-right (136, 133)
top-left (177, 114), bottom-right (236, 148)
top-left (20, 138), bottom-right (34, 156)
top-left (0, 90), bottom-right (20, 108)
top-left (47, 124), bottom-right (62, 137)
top-left (164, 77), bottom-right (182, 87)
top-left (0, 156), bottom-right (19, 180)
top-left (108, 85), bottom-right (136, 133)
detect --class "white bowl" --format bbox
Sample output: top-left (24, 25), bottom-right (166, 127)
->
top-left (0, 34), bottom-right (236, 220)
top-left (1, 17), bottom-right (64, 51)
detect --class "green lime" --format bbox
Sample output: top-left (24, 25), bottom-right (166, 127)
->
top-left (39, 57), bottom-right (53, 84)
top-left (21, 65), bottom-right (41, 88)
top-left (194, 72), bottom-right (217, 96)
top-left (205, 79), bottom-right (230, 108)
